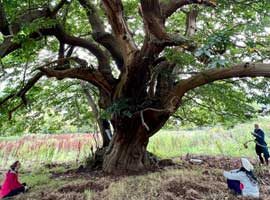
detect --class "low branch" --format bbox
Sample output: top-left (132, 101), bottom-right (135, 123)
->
top-left (58, 42), bottom-right (65, 60)
top-left (40, 67), bottom-right (112, 95)
top-left (8, 103), bottom-right (23, 120)
top-left (1, 23), bottom-right (114, 86)
top-left (162, 0), bottom-right (217, 19)
top-left (0, 57), bottom-right (86, 107)
top-left (16, 72), bottom-right (43, 101)
top-left (0, 72), bottom-right (43, 107)
top-left (0, 94), bottom-right (15, 106)
top-left (166, 63), bottom-right (270, 109)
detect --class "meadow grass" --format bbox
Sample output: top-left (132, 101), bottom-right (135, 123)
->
top-left (148, 116), bottom-right (270, 159)
top-left (0, 133), bottom-right (101, 169)
top-left (0, 118), bottom-right (270, 199)
top-left (0, 117), bottom-right (269, 170)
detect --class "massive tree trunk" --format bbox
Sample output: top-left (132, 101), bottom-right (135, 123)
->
top-left (3, 0), bottom-right (270, 175)
top-left (103, 131), bottom-right (149, 173)
top-left (103, 111), bottom-right (170, 173)
top-left (103, 116), bottom-right (152, 173)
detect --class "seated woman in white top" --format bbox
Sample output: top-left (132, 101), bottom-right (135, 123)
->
top-left (223, 158), bottom-right (259, 198)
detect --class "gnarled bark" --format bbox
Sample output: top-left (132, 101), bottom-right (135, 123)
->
top-left (103, 116), bottom-right (152, 173)
top-left (103, 129), bottom-right (150, 173)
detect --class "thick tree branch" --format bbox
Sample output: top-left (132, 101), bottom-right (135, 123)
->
top-left (41, 25), bottom-right (110, 69)
top-left (140, 0), bottom-right (196, 59)
top-left (40, 67), bottom-right (112, 95)
top-left (58, 42), bottom-right (65, 59)
top-left (0, 1), bottom-right (9, 35)
top-left (10, 9), bottom-right (51, 35)
top-left (155, 61), bottom-right (175, 97)
top-left (102, 0), bottom-right (138, 65)
top-left (162, 0), bottom-right (217, 19)
top-left (0, 20), bottom-right (115, 84)
top-left (140, 0), bottom-right (167, 41)
top-left (0, 94), bottom-right (15, 106)
top-left (185, 9), bottom-right (198, 36)
top-left (0, 38), bottom-right (20, 58)
top-left (0, 7), bottom-right (51, 58)
top-left (78, 0), bottom-right (124, 69)
top-left (43, 25), bottom-right (115, 84)
top-left (0, 3), bottom-right (115, 87)
top-left (166, 63), bottom-right (270, 109)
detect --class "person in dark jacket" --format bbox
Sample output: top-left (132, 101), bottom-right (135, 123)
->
top-left (252, 124), bottom-right (269, 165)
top-left (0, 161), bottom-right (27, 199)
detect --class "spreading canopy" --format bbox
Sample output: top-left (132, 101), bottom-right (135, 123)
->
top-left (1, 0), bottom-right (270, 134)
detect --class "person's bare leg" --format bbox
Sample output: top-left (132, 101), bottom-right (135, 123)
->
top-left (258, 154), bottom-right (264, 164)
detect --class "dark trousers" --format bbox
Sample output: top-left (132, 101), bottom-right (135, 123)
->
top-left (2, 186), bottom-right (25, 199)
top-left (256, 144), bottom-right (269, 165)
top-left (227, 179), bottom-right (241, 195)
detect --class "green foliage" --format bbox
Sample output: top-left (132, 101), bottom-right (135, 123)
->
top-left (13, 18), bottom-right (58, 43)
top-left (1, 0), bottom-right (270, 135)
top-left (106, 98), bottom-right (133, 118)
top-left (170, 81), bottom-right (256, 127)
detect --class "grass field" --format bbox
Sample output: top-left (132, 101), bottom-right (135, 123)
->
top-left (1, 117), bottom-right (270, 199)
top-left (0, 117), bottom-right (269, 169)
top-left (148, 117), bottom-right (270, 159)
top-left (0, 133), bottom-right (101, 169)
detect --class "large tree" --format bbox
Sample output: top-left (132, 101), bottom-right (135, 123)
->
top-left (1, 0), bottom-right (270, 173)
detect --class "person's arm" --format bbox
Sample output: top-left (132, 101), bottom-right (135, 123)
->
top-left (260, 130), bottom-right (265, 139)
top-left (251, 132), bottom-right (261, 138)
top-left (223, 170), bottom-right (242, 181)
top-left (10, 173), bottom-right (22, 189)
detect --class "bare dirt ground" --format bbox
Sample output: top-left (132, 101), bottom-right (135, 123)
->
top-left (11, 155), bottom-right (270, 200)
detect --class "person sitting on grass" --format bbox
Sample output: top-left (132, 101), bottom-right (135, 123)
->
top-left (0, 161), bottom-right (28, 199)
top-left (223, 158), bottom-right (259, 198)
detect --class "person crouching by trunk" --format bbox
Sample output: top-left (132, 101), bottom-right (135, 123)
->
top-left (0, 161), bottom-right (27, 199)
top-left (223, 158), bottom-right (259, 198)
